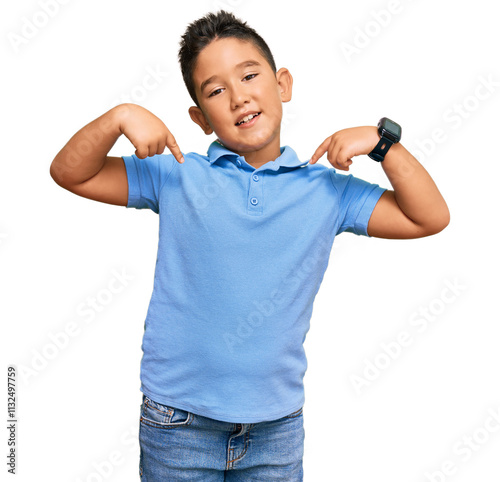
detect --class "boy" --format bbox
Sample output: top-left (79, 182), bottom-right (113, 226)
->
top-left (50, 10), bottom-right (449, 481)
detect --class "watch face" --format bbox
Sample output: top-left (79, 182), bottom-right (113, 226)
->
top-left (379, 117), bottom-right (402, 142)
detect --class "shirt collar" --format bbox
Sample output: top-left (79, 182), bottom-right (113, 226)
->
top-left (206, 140), bottom-right (309, 171)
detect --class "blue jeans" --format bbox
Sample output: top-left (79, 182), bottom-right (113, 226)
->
top-left (139, 394), bottom-right (305, 481)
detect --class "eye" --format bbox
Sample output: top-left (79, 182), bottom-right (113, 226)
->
top-left (208, 88), bottom-right (223, 98)
top-left (243, 73), bottom-right (258, 81)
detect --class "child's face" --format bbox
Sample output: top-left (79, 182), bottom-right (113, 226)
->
top-left (189, 37), bottom-right (292, 161)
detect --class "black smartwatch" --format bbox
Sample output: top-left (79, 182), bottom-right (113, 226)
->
top-left (368, 117), bottom-right (402, 162)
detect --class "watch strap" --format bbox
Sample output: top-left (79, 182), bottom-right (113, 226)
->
top-left (368, 136), bottom-right (394, 162)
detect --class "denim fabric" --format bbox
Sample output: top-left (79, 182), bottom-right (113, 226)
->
top-left (139, 394), bottom-right (305, 481)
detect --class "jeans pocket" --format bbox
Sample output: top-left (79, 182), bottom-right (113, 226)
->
top-left (140, 395), bottom-right (194, 429)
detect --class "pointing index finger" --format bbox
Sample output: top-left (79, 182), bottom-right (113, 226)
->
top-left (310, 135), bottom-right (332, 164)
top-left (165, 129), bottom-right (185, 163)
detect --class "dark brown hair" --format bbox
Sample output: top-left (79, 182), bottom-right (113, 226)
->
top-left (178, 10), bottom-right (277, 106)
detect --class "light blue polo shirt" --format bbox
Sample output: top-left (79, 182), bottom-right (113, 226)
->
top-left (122, 140), bottom-right (386, 423)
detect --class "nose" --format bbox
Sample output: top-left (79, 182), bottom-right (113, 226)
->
top-left (230, 84), bottom-right (250, 110)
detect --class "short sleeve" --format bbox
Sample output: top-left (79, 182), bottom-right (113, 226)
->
top-left (329, 169), bottom-right (387, 237)
top-left (122, 153), bottom-right (177, 213)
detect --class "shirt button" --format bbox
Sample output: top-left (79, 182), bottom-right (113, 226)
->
top-left (250, 197), bottom-right (258, 205)
top-left (236, 159), bottom-right (241, 167)
top-left (252, 174), bottom-right (259, 182)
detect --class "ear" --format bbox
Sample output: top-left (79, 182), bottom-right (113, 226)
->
top-left (276, 67), bottom-right (293, 103)
top-left (189, 106), bottom-right (213, 135)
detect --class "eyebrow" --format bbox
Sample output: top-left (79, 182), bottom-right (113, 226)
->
top-left (200, 60), bottom-right (262, 94)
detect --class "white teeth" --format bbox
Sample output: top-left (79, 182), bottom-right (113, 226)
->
top-left (237, 113), bottom-right (259, 125)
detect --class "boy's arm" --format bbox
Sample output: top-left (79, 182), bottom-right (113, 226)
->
top-left (49, 103), bottom-right (184, 206)
top-left (366, 141), bottom-right (449, 238)
top-left (310, 126), bottom-right (450, 239)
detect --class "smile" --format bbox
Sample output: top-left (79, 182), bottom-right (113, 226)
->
top-left (235, 112), bottom-right (261, 126)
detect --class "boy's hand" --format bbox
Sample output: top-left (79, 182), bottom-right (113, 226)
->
top-left (118, 103), bottom-right (184, 163)
top-left (309, 126), bottom-right (379, 170)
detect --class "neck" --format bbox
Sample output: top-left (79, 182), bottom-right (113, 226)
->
top-left (216, 137), bottom-right (282, 169)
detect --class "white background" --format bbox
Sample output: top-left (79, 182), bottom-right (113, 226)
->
top-left (2, 0), bottom-right (499, 480)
